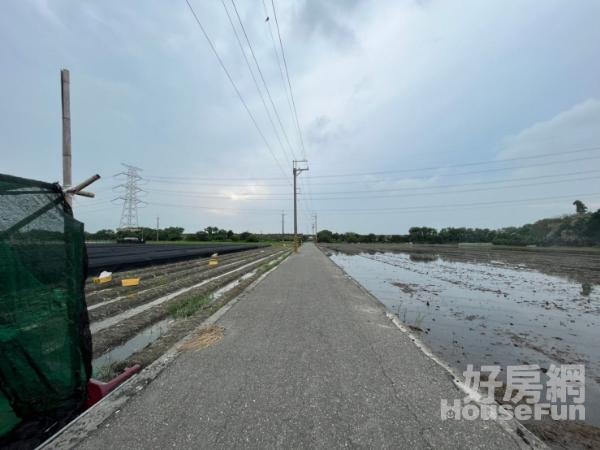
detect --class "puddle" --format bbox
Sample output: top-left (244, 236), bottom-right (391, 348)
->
top-left (91, 269), bottom-right (261, 374)
top-left (92, 318), bottom-right (174, 374)
top-left (330, 251), bottom-right (600, 426)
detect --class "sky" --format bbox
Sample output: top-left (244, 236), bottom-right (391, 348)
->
top-left (1, 0), bottom-right (600, 234)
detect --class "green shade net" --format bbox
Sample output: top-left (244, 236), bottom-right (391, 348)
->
top-left (0, 174), bottom-right (91, 441)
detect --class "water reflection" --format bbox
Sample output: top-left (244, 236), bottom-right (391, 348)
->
top-left (409, 253), bottom-right (439, 263)
top-left (329, 250), bottom-right (600, 426)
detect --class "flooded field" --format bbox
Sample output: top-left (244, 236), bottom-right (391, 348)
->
top-left (322, 243), bottom-right (600, 434)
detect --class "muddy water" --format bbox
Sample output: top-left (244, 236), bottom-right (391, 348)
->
top-left (92, 318), bottom-right (174, 375)
top-left (91, 270), bottom-right (260, 375)
top-left (330, 251), bottom-right (600, 426)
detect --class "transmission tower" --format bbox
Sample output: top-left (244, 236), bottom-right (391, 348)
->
top-left (114, 163), bottom-right (146, 230)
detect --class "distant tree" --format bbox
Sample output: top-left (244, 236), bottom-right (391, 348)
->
top-left (214, 229), bottom-right (228, 241)
top-left (167, 227), bottom-right (184, 241)
top-left (585, 209), bottom-right (600, 242)
top-left (204, 226), bottom-right (219, 239)
top-left (344, 232), bottom-right (359, 243)
top-left (365, 233), bottom-right (376, 243)
top-left (89, 229), bottom-right (116, 241)
top-left (317, 229), bottom-right (334, 243)
top-left (409, 227), bottom-right (438, 243)
top-left (573, 200), bottom-right (588, 214)
top-left (194, 230), bottom-right (209, 241)
top-left (227, 230), bottom-right (234, 239)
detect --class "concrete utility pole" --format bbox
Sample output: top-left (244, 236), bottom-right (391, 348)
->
top-left (61, 69), bottom-right (72, 206)
top-left (313, 213), bottom-right (318, 243)
top-left (156, 216), bottom-right (160, 241)
top-left (281, 211), bottom-right (285, 242)
top-left (292, 160), bottom-right (308, 252)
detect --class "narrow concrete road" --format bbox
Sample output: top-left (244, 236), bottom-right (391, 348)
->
top-left (80, 243), bottom-right (532, 449)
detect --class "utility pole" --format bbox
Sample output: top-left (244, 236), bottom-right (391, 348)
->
top-left (313, 213), bottom-right (318, 243)
top-left (61, 69), bottom-right (72, 206)
top-left (281, 211), bottom-right (285, 242)
top-left (292, 160), bottom-right (308, 252)
top-left (156, 215), bottom-right (160, 242)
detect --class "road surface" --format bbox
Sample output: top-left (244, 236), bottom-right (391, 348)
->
top-left (79, 243), bottom-right (534, 449)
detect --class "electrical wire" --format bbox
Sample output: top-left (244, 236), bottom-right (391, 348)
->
top-left (143, 168), bottom-right (600, 192)
top-left (307, 146), bottom-right (600, 179)
top-left (261, 0), bottom-right (295, 138)
top-left (221, 0), bottom-right (292, 170)
top-left (140, 174), bottom-right (599, 200)
top-left (145, 145), bottom-right (600, 182)
top-left (230, 0), bottom-right (297, 163)
top-left (88, 193), bottom-right (598, 216)
top-left (183, 0), bottom-right (290, 182)
top-left (315, 192), bottom-right (600, 213)
top-left (270, 0), bottom-right (306, 160)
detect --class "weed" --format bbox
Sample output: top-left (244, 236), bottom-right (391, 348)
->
top-left (168, 294), bottom-right (211, 318)
top-left (94, 363), bottom-right (117, 381)
top-left (258, 253), bottom-right (289, 274)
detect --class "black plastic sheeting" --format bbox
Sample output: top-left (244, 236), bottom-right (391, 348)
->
top-left (86, 243), bottom-right (266, 273)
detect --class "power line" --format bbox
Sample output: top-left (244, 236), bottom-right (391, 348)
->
top-left (309, 169), bottom-right (600, 196)
top-left (183, 0), bottom-right (290, 182)
top-left (315, 192), bottom-right (600, 213)
top-left (295, 175), bottom-right (600, 201)
top-left (141, 174), bottom-right (600, 200)
top-left (233, 0), bottom-right (315, 230)
top-left (145, 145), bottom-right (600, 182)
top-left (266, 0), bottom-right (315, 219)
top-left (144, 166), bottom-right (600, 191)
top-left (149, 201), bottom-right (282, 213)
top-left (220, 0), bottom-right (292, 169)
top-left (261, 0), bottom-right (295, 139)
top-left (308, 146), bottom-right (600, 179)
top-left (311, 168), bottom-right (600, 194)
top-left (89, 192), bottom-right (598, 216)
top-left (230, 0), bottom-right (297, 163)
top-left (270, 0), bottom-right (306, 160)
top-left (76, 204), bottom-right (121, 213)
top-left (293, 153), bottom-right (600, 183)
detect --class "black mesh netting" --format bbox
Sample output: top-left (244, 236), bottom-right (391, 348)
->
top-left (0, 173), bottom-right (91, 443)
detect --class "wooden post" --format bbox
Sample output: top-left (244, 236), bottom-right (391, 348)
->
top-left (61, 69), bottom-right (72, 205)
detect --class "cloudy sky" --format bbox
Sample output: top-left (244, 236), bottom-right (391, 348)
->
top-left (2, 0), bottom-right (600, 234)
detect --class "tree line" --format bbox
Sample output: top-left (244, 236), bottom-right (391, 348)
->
top-left (85, 226), bottom-right (263, 243)
top-left (86, 201), bottom-right (600, 247)
top-left (317, 201), bottom-right (600, 247)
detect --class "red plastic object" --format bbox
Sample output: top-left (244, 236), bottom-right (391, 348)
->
top-left (85, 364), bottom-right (141, 408)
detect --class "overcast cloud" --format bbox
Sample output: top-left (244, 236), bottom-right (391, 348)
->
top-left (1, 0), bottom-right (599, 233)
